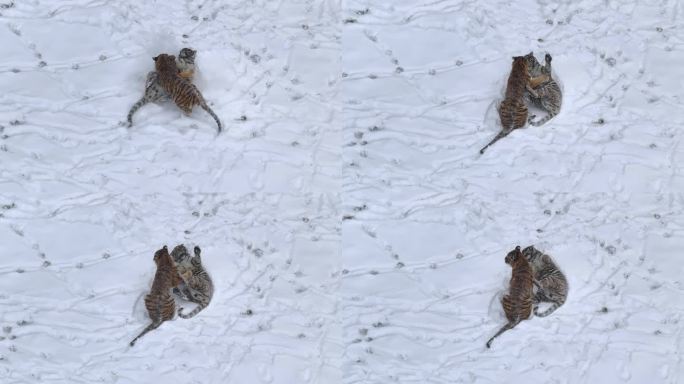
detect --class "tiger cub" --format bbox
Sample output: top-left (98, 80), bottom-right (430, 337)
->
top-left (127, 48), bottom-right (197, 127)
top-left (170, 244), bottom-right (214, 319)
top-left (154, 53), bottom-right (222, 133)
top-left (130, 246), bottom-right (184, 347)
top-left (523, 52), bottom-right (562, 126)
top-left (486, 246), bottom-right (534, 348)
top-left (522, 245), bottom-right (568, 317)
top-left (480, 56), bottom-right (549, 154)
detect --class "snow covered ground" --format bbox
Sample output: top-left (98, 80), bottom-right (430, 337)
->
top-left (341, 0), bottom-right (684, 383)
top-left (1, 0), bottom-right (684, 383)
top-left (0, 0), bottom-right (341, 383)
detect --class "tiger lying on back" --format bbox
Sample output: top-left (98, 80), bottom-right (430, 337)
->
top-left (480, 56), bottom-right (549, 154)
top-left (171, 244), bottom-right (214, 319)
top-left (130, 246), bottom-right (184, 347)
top-left (486, 246), bottom-right (534, 348)
top-left (522, 245), bottom-right (568, 317)
top-left (154, 53), bottom-right (222, 133)
top-left (524, 52), bottom-right (562, 127)
top-left (127, 48), bottom-right (197, 127)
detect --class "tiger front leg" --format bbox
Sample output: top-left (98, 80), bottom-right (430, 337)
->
top-left (184, 287), bottom-right (202, 303)
top-left (524, 91), bottom-right (540, 125)
top-left (533, 289), bottom-right (548, 304)
top-left (172, 285), bottom-right (188, 300)
top-left (544, 53), bottom-right (552, 72)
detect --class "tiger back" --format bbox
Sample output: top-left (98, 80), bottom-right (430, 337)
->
top-left (498, 56), bottom-right (530, 131)
top-left (486, 246), bottom-right (534, 348)
top-left (130, 246), bottom-right (184, 346)
top-left (154, 53), bottom-right (222, 133)
top-left (502, 246), bottom-right (534, 322)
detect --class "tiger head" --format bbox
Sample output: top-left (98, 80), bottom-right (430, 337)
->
top-left (523, 52), bottom-right (544, 75)
top-left (511, 55), bottom-right (528, 73)
top-left (171, 244), bottom-right (191, 265)
top-left (178, 48), bottom-right (197, 62)
top-left (521, 245), bottom-right (542, 262)
top-left (504, 245), bottom-right (522, 265)
top-left (153, 53), bottom-right (177, 72)
top-left (153, 245), bottom-right (170, 266)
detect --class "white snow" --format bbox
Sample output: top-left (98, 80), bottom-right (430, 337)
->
top-left (0, 0), bottom-right (341, 383)
top-left (341, 0), bottom-right (684, 383)
top-left (1, 0), bottom-right (684, 383)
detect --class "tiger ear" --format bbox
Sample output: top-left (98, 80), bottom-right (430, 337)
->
top-left (153, 56), bottom-right (158, 61)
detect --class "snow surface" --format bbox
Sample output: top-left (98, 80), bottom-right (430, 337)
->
top-left (1, 0), bottom-right (684, 383)
top-left (341, 0), bottom-right (684, 383)
top-left (0, 0), bottom-right (341, 383)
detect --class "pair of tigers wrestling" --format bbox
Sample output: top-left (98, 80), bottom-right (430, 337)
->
top-left (127, 47), bottom-right (223, 133)
top-left (130, 244), bottom-right (214, 347)
top-left (486, 245), bottom-right (568, 348)
top-left (480, 52), bottom-right (563, 154)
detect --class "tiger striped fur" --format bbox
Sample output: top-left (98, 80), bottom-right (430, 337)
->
top-left (127, 48), bottom-right (197, 127)
top-left (486, 246), bottom-right (534, 348)
top-left (522, 245), bottom-right (568, 317)
top-left (524, 52), bottom-right (562, 126)
top-left (154, 53), bottom-right (222, 133)
top-left (480, 56), bottom-right (549, 154)
top-left (171, 244), bottom-right (214, 319)
top-left (130, 246), bottom-right (184, 347)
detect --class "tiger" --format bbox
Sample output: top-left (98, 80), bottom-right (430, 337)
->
top-left (522, 245), bottom-right (568, 317)
top-left (154, 53), bottom-right (222, 133)
top-left (170, 244), bottom-right (214, 319)
top-left (486, 246), bottom-right (534, 348)
top-left (130, 246), bottom-right (184, 347)
top-left (480, 56), bottom-right (549, 154)
top-left (127, 48), bottom-right (197, 127)
top-left (523, 52), bottom-right (562, 126)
